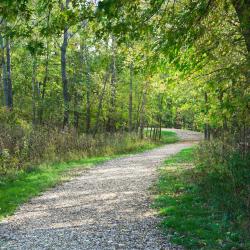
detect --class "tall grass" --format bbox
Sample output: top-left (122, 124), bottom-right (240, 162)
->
top-left (0, 123), bottom-right (155, 176)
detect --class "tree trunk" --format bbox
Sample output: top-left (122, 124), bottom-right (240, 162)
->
top-left (0, 63), bottom-right (3, 106)
top-left (232, 1), bottom-right (250, 53)
top-left (73, 92), bottom-right (79, 130)
top-left (93, 64), bottom-right (110, 135)
top-left (153, 126), bottom-right (156, 140)
top-left (128, 62), bottom-right (133, 132)
top-left (31, 57), bottom-right (37, 125)
top-left (5, 36), bottom-right (13, 109)
top-left (0, 34), bottom-right (8, 108)
top-left (1, 33), bottom-right (13, 110)
top-left (158, 95), bottom-right (163, 140)
top-left (149, 125), bottom-right (153, 138)
top-left (107, 36), bottom-right (117, 133)
top-left (38, 40), bottom-right (49, 124)
top-left (72, 65), bottom-right (79, 130)
top-left (204, 92), bottom-right (210, 140)
top-left (84, 44), bottom-right (91, 133)
top-left (139, 87), bottom-right (147, 139)
top-left (60, 0), bottom-right (70, 128)
top-left (232, 1), bottom-right (250, 149)
top-left (135, 91), bottom-right (142, 132)
top-left (159, 119), bottom-right (162, 140)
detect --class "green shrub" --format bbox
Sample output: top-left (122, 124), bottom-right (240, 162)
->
top-left (195, 141), bottom-right (250, 237)
top-left (155, 138), bottom-right (250, 249)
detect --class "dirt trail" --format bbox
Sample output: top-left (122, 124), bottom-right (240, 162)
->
top-left (0, 130), bottom-right (201, 250)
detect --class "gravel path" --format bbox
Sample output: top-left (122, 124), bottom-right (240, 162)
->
top-left (162, 128), bottom-right (203, 141)
top-left (0, 130), bottom-right (201, 250)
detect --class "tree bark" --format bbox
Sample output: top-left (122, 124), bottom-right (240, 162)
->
top-left (128, 62), bottom-right (133, 132)
top-left (231, 0), bottom-right (250, 101)
top-left (84, 44), bottom-right (91, 133)
top-left (1, 32), bottom-right (13, 110)
top-left (139, 87), bottom-right (147, 139)
top-left (232, 1), bottom-right (250, 52)
top-left (93, 64), bottom-right (111, 135)
top-left (204, 92), bottom-right (210, 140)
top-left (107, 36), bottom-right (117, 133)
top-left (232, 1), bottom-right (250, 152)
top-left (31, 57), bottom-right (37, 125)
top-left (0, 62), bottom-right (3, 106)
top-left (71, 64), bottom-right (79, 130)
top-left (0, 33), bottom-right (8, 109)
top-left (158, 95), bottom-right (163, 140)
top-left (135, 91), bottom-right (142, 132)
top-left (73, 92), bottom-right (79, 130)
top-left (5, 36), bottom-right (13, 109)
top-left (149, 125), bottom-right (153, 138)
top-left (60, 0), bottom-right (70, 128)
top-left (153, 126), bottom-right (156, 140)
top-left (159, 118), bottom-right (162, 140)
top-left (38, 40), bottom-right (49, 124)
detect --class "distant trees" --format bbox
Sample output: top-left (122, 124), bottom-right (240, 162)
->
top-left (0, 0), bottom-right (248, 144)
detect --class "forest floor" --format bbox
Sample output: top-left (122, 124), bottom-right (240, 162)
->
top-left (0, 129), bottom-right (202, 250)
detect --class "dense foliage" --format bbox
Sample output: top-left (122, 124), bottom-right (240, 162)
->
top-left (1, 0), bottom-right (248, 132)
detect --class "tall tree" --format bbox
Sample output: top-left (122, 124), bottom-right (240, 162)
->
top-left (107, 36), bottom-right (117, 132)
top-left (5, 36), bottom-right (12, 109)
top-left (94, 64), bottom-right (111, 135)
top-left (60, 0), bottom-right (70, 128)
top-left (0, 22), bottom-right (13, 110)
top-left (232, 0), bottom-right (250, 53)
top-left (128, 62), bottom-right (133, 132)
top-left (84, 44), bottom-right (91, 133)
top-left (0, 33), bottom-right (8, 108)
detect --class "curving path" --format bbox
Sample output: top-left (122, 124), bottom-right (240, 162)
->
top-left (0, 130), bottom-right (201, 250)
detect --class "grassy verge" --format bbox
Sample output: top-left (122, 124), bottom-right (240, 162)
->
top-left (0, 134), bottom-right (169, 220)
top-left (154, 148), bottom-right (249, 250)
top-left (160, 130), bottom-right (180, 144)
top-left (0, 157), bottom-right (109, 220)
top-left (144, 129), bottom-right (180, 144)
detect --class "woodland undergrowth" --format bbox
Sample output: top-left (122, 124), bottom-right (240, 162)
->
top-left (0, 109), bottom-right (159, 177)
top-left (155, 140), bottom-right (250, 249)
